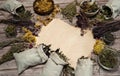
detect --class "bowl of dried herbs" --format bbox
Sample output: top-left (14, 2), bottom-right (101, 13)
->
top-left (33, 0), bottom-right (54, 15)
top-left (80, 0), bottom-right (99, 17)
top-left (102, 32), bottom-right (115, 45)
top-left (101, 5), bottom-right (113, 19)
top-left (97, 46), bottom-right (119, 71)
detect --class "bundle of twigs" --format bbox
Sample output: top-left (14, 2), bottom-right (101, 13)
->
top-left (76, 11), bottom-right (91, 36)
top-left (0, 38), bottom-right (25, 49)
top-left (92, 20), bottom-right (120, 39)
top-left (0, 43), bottom-right (27, 65)
top-left (55, 49), bottom-right (74, 76)
top-left (0, 19), bottom-right (35, 27)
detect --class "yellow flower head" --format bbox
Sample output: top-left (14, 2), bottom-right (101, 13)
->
top-left (22, 27), bottom-right (36, 43)
top-left (93, 39), bottom-right (105, 55)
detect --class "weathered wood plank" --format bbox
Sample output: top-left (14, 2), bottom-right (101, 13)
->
top-left (0, 0), bottom-right (119, 76)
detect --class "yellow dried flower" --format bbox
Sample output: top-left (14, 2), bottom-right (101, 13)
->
top-left (36, 16), bottom-right (41, 21)
top-left (33, 0), bottom-right (54, 15)
top-left (93, 39), bottom-right (105, 55)
top-left (22, 27), bottom-right (36, 43)
top-left (22, 27), bottom-right (30, 32)
top-left (34, 22), bottom-right (41, 28)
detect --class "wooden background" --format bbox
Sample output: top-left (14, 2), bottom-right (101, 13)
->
top-left (0, 0), bottom-right (120, 76)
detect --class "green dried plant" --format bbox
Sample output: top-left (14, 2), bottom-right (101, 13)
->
top-left (92, 20), bottom-right (120, 39)
top-left (62, 2), bottom-right (77, 22)
top-left (0, 38), bottom-right (25, 49)
top-left (13, 10), bottom-right (32, 21)
top-left (62, 65), bottom-right (75, 76)
top-left (43, 44), bottom-right (51, 57)
top-left (5, 25), bottom-right (17, 38)
top-left (0, 43), bottom-right (26, 65)
top-left (55, 48), bottom-right (69, 62)
top-left (55, 49), bottom-right (75, 76)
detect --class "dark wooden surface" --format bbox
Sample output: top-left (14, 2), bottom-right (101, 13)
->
top-left (0, 0), bottom-right (120, 76)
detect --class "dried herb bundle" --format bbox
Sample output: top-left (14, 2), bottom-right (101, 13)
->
top-left (0, 18), bottom-right (37, 36)
top-left (0, 38), bottom-right (26, 65)
top-left (55, 49), bottom-right (74, 76)
top-left (62, 2), bottom-right (76, 22)
top-left (42, 44), bottom-right (51, 57)
top-left (0, 43), bottom-right (26, 65)
top-left (92, 20), bottom-right (120, 39)
top-left (0, 38), bottom-right (24, 49)
top-left (61, 65), bottom-right (75, 76)
top-left (0, 10), bottom-right (34, 32)
top-left (55, 48), bottom-right (69, 62)
top-left (76, 11), bottom-right (90, 36)
top-left (0, 19), bottom-right (35, 27)
top-left (5, 25), bottom-right (17, 38)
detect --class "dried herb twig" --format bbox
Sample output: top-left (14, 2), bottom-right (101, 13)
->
top-left (0, 19), bottom-right (35, 27)
top-left (0, 38), bottom-right (25, 49)
top-left (76, 11), bottom-right (91, 36)
top-left (92, 20), bottom-right (120, 38)
top-left (55, 49), bottom-right (74, 76)
top-left (55, 48), bottom-right (69, 62)
top-left (61, 65), bottom-right (75, 76)
top-left (0, 43), bottom-right (27, 65)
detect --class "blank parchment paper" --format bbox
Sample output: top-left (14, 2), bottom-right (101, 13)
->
top-left (36, 19), bottom-right (95, 68)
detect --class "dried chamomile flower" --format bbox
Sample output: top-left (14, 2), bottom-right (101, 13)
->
top-left (22, 27), bottom-right (36, 43)
top-left (36, 16), bottom-right (41, 21)
top-left (34, 21), bottom-right (41, 28)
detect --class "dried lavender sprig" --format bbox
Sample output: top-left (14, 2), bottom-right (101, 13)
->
top-left (92, 20), bottom-right (120, 39)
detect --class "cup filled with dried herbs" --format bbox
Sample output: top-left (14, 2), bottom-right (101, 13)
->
top-left (33, 0), bottom-right (54, 15)
top-left (97, 46), bottom-right (119, 71)
top-left (100, 5), bottom-right (113, 19)
top-left (102, 32), bottom-right (115, 45)
top-left (80, 0), bottom-right (99, 17)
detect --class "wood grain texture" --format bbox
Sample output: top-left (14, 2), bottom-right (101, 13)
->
top-left (0, 0), bottom-right (119, 76)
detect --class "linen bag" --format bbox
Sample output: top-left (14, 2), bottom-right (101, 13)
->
top-left (14, 44), bottom-right (48, 74)
top-left (75, 57), bottom-right (93, 76)
top-left (0, 0), bottom-right (23, 15)
top-left (40, 52), bottom-right (68, 76)
top-left (102, 0), bottom-right (120, 19)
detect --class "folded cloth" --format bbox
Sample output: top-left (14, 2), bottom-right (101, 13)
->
top-left (75, 57), bottom-right (93, 76)
top-left (40, 52), bottom-right (68, 76)
top-left (14, 44), bottom-right (48, 74)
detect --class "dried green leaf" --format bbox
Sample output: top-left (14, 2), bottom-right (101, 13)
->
top-left (62, 2), bottom-right (77, 22)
